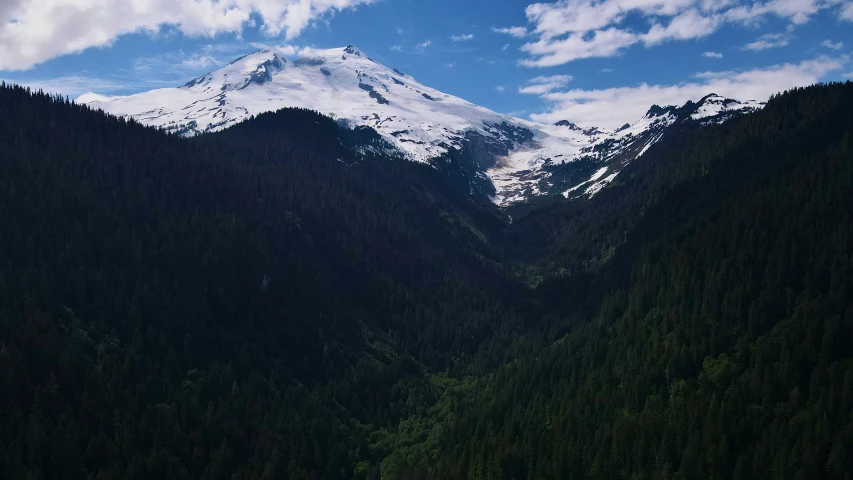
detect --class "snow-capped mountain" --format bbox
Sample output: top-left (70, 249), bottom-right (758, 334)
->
top-left (493, 94), bottom-right (764, 203)
top-left (84, 46), bottom-right (763, 206)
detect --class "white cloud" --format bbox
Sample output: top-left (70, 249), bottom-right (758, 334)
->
top-left (742, 33), bottom-right (790, 51)
top-left (0, 0), bottom-right (375, 71)
top-left (528, 56), bottom-right (847, 130)
top-left (4, 75), bottom-right (129, 97)
top-left (721, 0), bottom-right (825, 25)
top-left (502, 43), bottom-right (511, 51)
top-left (520, 27), bottom-right (638, 67)
top-left (822, 39), bottom-right (844, 50)
top-left (179, 54), bottom-right (220, 69)
top-left (390, 44), bottom-right (403, 52)
top-left (703, 51), bottom-right (723, 58)
top-left (248, 43), bottom-right (322, 58)
top-left (519, 74), bottom-right (573, 94)
top-left (77, 92), bottom-right (121, 104)
top-left (842, 2), bottom-right (853, 20)
top-left (135, 43), bottom-right (248, 74)
top-left (492, 26), bottom-right (529, 38)
top-left (3, 43), bottom-right (251, 97)
top-left (418, 40), bottom-right (432, 48)
top-left (515, 0), bottom-right (842, 67)
top-left (495, 85), bottom-right (506, 92)
top-left (451, 33), bottom-right (474, 42)
top-left (642, 8), bottom-right (722, 46)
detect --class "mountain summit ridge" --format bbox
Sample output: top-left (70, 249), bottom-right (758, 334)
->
top-left (84, 46), bottom-right (763, 205)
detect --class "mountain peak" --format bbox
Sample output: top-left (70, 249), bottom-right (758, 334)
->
top-left (645, 104), bottom-right (678, 118)
top-left (555, 120), bottom-right (581, 130)
top-left (83, 51), bottom-right (767, 207)
top-left (343, 44), bottom-right (362, 56)
top-left (179, 48), bottom-right (286, 91)
top-left (688, 93), bottom-right (764, 123)
top-left (237, 48), bottom-right (286, 65)
top-left (245, 52), bottom-right (285, 85)
top-left (554, 120), bottom-right (603, 136)
top-left (696, 93), bottom-right (732, 107)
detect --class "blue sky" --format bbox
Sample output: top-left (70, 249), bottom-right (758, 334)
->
top-left (1, 0), bottom-right (852, 129)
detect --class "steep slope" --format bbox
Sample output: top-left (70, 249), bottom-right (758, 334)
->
top-left (84, 46), bottom-right (553, 167)
top-left (84, 47), bottom-right (761, 206)
top-left (495, 94), bottom-right (763, 204)
top-left (3, 78), bottom-right (852, 480)
top-left (0, 84), bottom-right (526, 480)
top-left (378, 82), bottom-right (853, 480)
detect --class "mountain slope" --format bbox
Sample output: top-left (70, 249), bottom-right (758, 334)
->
top-left (85, 47), bottom-right (761, 206)
top-left (378, 82), bottom-right (853, 480)
top-left (3, 79), bottom-right (852, 480)
top-left (497, 93), bottom-right (763, 204)
top-left (0, 83), bottom-right (533, 479)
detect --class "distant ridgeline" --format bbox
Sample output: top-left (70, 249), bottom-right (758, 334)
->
top-left (0, 81), bottom-right (852, 479)
top-left (83, 46), bottom-right (763, 207)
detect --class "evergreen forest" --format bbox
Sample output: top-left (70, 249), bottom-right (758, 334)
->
top-left (0, 81), bottom-right (852, 479)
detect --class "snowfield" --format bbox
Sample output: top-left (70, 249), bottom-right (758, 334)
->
top-left (85, 46), bottom-right (763, 206)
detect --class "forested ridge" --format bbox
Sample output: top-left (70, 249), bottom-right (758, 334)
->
top-left (0, 81), bottom-right (851, 479)
top-left (381, 83), bottom-right (853, 479)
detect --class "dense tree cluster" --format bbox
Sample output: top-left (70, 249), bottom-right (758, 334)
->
top-left (0, 81), bottom-right (851, 479)
top-left (0, 83), bottom-right (525, 479)
top-left (381, 83), bottom-right (853, 479)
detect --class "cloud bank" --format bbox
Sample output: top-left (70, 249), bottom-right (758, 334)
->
top-left (741, 33), bottom-right (791, 51)
top-left (519, 75), bottom-right (573, 94)
top-left (529, 56), bottom-right (847, 130)
top-left (0, 0), bottom-right (375, 70)
top-left (492, 0), bottom-right (853, 67)
top-left (451, 33), bottom-right (475, 42)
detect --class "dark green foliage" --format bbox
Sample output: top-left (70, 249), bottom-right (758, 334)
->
top-left (0, 83), bottom-right (523, 479)
top-left (1, 81), bottom-right (852, 479)
top-left (382, 82), bottom-right (853, 479)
